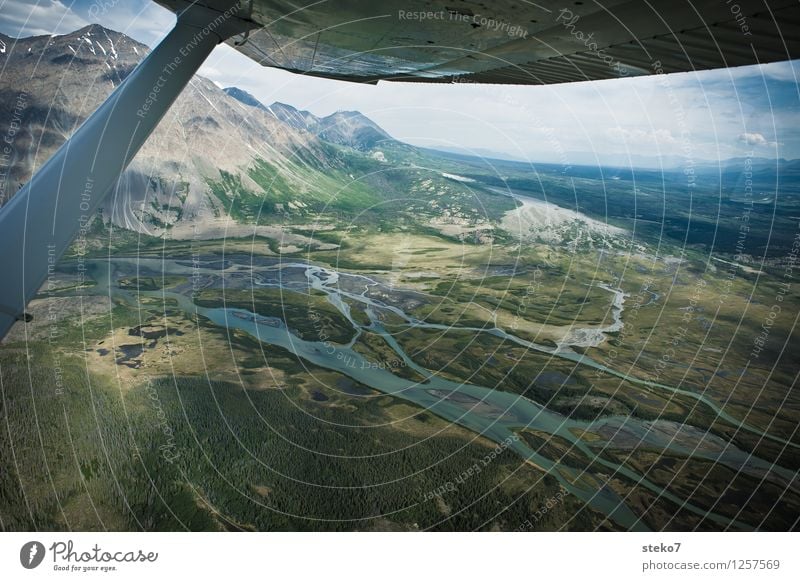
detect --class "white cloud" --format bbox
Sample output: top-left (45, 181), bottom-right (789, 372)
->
top-left (81, 0), bottom-right (174, 47)
top-left (0, 0), bottom-right (87, 37)
top-left (738, 132), bottom-right (767, 146)
top-left (668, 59), bottom-right (800, 86)
top-left (741, 60), bottom-right (799, 83)
top-left (737, 132), bottom-right (779, 148)
top-left (0, 0), bottom-right (175, 46)
top-left (607, 128), bottom-right (677, 145)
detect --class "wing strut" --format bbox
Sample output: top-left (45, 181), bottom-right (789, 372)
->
top-left (0, 2), bottom-right (255, 339)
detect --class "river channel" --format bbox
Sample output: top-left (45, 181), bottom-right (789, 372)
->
top-left (78, 256), bottom-right (798, 531)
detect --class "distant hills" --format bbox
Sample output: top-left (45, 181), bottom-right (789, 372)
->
top-left (426, 146), bottom-right (798, 171)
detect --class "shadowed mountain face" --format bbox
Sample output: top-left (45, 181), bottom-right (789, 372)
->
top-left (0, 24), bottom-right (395, 239)
top-left (221, 86), bottom-right (270, 112)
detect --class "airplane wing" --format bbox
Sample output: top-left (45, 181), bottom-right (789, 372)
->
top-left (154, 0), bottom-right (800, 85)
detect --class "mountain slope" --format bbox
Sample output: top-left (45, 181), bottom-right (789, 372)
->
top-left (264, 101), bottom-right (319, 133)
top-left (0, 25), bottom-right (384, 242)
top-left (315, 110), bottom-right (393, 151)
top-left (222, 86), bottom-right (269, 112)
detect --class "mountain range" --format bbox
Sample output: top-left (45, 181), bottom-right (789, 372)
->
top-left (3, 24), bottom-right (793, 252)
top-left (0, 24), bottom-right (405, 243)
top-left (223, 88), bottom-right (393, 152)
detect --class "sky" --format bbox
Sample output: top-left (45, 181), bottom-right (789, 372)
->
top-left (1, 0), bottom-right (799, 165)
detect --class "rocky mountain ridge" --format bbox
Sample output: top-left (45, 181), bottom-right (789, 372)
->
top-left (223, 87), bottom-right (393, 151)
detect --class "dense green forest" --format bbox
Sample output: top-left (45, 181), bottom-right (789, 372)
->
top-left (0, 341), bottom-right (610, 531)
